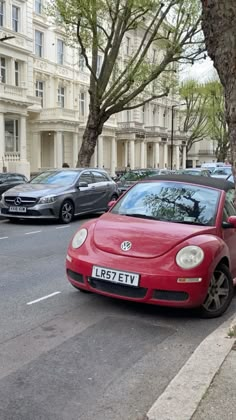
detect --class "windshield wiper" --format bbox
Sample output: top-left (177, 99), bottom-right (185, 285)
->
top-left (121, 213), bottom-right (158, 220)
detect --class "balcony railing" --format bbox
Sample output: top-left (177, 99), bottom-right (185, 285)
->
top-left (0, 83), bottom-right (27, 100)
top-left (117, 121), bottom-right (144, 130)
top-left (39, 107), bottom-right (78, 121)
top-left (4, 152), bottom-right (21, 162)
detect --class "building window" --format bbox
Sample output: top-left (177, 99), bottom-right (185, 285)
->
top-left (57, 86), bottom-right (65, 108)
top-left (0, 1), bottom-right (4, 27)
top-left (126, 109), bottom-right (131, 122)
top-left (0, 57), bottom-right (6, 83)
top-left (12, 5), bottom-right (19, 32)
top-left (97, 55), bottom-right (102, 77)
top-left (57, 39), bottom-right (64, 65)
top-left (5, 120), bottom-right (19, 153)
top-left (126, 36), bottom-right (130, 55)
top-left (35, 0), bottom-right (42, 15)
top-left (79, 92), bottom-right (85, 117)
top-left (79, 53), bottom-right (85, 72)
top-left (35, 30), bottom-right (43, 57)
top-left (35, 80), bottom-right (43, 106)
top-left (142, 106), bottom-right (145, 123)
top-left (15, 61), bottom-right (19, 86)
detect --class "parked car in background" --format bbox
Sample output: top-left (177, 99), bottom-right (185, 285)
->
top-left (66, 174), bottom-right (236, 318)
top-left (175, 168), bottom-right (211, 177)
top-left (0, 173), bottom-right (28, 198)
top-left (211, 166), bottom-right (232, 179)
top-left (201, 162), bottom-right (225, 173)
top-left (0, 168), bottom-right (119, 223)
top-left (116, 168), bottom-right (171, 194)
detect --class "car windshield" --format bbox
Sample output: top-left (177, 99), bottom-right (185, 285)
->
top-left (30, 171), bottom-right (79, 185)
top-left (111, 181), bottom-right (220, 226)
top-left (212, 167), bottom-right (232, 175)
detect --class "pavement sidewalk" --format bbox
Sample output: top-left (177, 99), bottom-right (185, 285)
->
top-left (191, 344), bottom-right (236, 420)
top-left (146, 314), bottom-right (236, 420)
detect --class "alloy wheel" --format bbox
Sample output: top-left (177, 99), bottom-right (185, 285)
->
top-left (60, 201), bottom-right (74, 224)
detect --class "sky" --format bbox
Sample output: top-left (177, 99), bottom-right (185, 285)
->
top-left (180, 57), bottom-right (218, 82)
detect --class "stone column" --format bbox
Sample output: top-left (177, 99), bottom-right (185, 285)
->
top-left (0, 113), bottom-right (4, 167)
top-left (182, 146), bottom-right (186, 169)
top-left (10, 58), bottom-right (15, 85)
top-left (154, 142), bottom-right (160, 168)
top-left (129, 139), bottom-right (135, 169)
top-left (54, 131), bottom-right (63, 168)
top-left (124, 141), bottom-right (128, 168)
top-left (163, 143), bottom-right (168, 168)
top-left (98, 135), bottom-right (103, 168)
top-left (175, 144), bottom-right (180, 170)
top-left (20, 115), bottom-right (27, 161)
top-left (31, 132), bottom-right (41, 172)
top-left (140, 141), bottom-right (145, 168)
top-left (110, 137), bottom-right (117, 177)
top-left (73, 132), bottom-right (79, 167)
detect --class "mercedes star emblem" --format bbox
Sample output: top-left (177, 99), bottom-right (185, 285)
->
top-left (14, 197), bottom-right (22, 206)
top-left (121, 241), bottom-right (132, 251)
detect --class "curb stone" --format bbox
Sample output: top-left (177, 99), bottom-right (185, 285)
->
top-left (146, 314), bottom-right (236, 420)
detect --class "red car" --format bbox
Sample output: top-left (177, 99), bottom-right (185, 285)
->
top-left (66, 175), bottom-right (236, 318)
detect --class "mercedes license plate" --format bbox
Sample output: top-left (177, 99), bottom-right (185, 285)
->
top-left (9, 206), bottom-right (27, 213)
top-left (92, 265), bottom-right (139, 287)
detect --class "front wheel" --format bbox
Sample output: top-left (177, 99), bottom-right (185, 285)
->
top-left (59, 200), bottom-right (74, 224)
top-left (199, 263), bottom-right (234, 318)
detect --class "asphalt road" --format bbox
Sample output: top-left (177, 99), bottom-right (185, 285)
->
top-left (0, 216), bottom-right (235, 420)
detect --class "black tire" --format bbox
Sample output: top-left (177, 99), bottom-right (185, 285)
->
top-left (71, 284), bottom-right (91, 293)
top-left (59, 200), bottom-right (74, 224)
top-left (198, 263), bottom-right (234, 318)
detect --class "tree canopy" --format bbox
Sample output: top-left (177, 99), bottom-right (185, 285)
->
top-left (48, 0), bottom-right (204, 166)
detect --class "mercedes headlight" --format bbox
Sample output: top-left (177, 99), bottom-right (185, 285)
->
top-left (38, 195), bottom-right (57, 204)
top-left (71, 228), bottom-right (88, 249)
top-left (176, 246), bottom-right (204, 269)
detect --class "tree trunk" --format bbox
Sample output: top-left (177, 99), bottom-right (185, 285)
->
top-left (76, 113), bottom-right (103, 167)
top-left (201, 0), bottom-right (236, 166)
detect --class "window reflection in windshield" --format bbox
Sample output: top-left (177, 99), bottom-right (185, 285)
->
top-left (30, 171), bottom-right (79, 185)
top-left (112, 181), bottom-right (220, 226)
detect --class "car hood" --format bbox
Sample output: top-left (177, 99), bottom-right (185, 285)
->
top-left (4, 183), bottom-right (70, 197)
top-left (93, 213), bottom-right (216, 258)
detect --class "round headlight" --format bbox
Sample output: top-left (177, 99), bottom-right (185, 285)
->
top-left (176, 246), bottom-right (204, 269)
top-left (71, 228), bottom-right (88, 249)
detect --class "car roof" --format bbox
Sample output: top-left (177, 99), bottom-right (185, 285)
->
top-left (142, 174), bottom-right (235, 191)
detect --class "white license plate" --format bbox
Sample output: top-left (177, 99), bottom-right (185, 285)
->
top-left (9, 206), bottom-right (26, 213)
top-left (92, 265), bottom-right (139, 287)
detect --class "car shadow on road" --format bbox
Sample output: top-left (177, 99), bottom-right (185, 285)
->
top-left (4, 213), bottom-right (101, 227)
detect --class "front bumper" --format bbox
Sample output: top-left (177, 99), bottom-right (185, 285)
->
top-left (66, 249), bottom-right (211, 308)
top-left (0, 201), bottom-right (61, 219)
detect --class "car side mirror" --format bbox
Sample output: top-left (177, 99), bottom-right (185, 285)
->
top-left (77, 181), bottom-right (88, 188)
top-left (107, 200), bottom-right (116, 209)
top-left (226, 215), bottom-right (236, 228)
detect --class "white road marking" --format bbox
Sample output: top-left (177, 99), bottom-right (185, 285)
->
top-left (27, 291), bottom-right (61, 305)
top-left (0, 236), bottom-right (8, 239)
top-left (56, 225), bottom-right (70, 229)
top-left (25, 230), bottom-right (42, 235)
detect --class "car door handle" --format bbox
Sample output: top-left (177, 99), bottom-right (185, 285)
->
top-left (91, 186), bottom-right (96, 190)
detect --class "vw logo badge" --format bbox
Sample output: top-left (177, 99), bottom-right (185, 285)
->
top-left (14, 197), bottom-right (22, 206)
top-left (121, 241), bottom-right (132, 251)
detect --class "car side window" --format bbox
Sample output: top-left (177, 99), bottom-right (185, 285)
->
top-left (79, 172), bottom-right (93, 184)
top-left (91, 171), bottom-right (109, 183)
top-left (224, 195), bottom-right (236, 218)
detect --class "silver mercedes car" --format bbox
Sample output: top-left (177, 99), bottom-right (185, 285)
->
top-left (0, 168), bottom-right (119, 223)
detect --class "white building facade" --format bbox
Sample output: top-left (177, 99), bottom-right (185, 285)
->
top-left (0, 1), bottom-right (210, 178)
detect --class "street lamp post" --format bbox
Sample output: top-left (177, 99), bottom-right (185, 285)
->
top-left (170, 103), bottom-right (185, 170)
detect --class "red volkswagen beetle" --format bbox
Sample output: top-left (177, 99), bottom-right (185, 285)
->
top-left (66, 175), bottom-right (236, 318)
